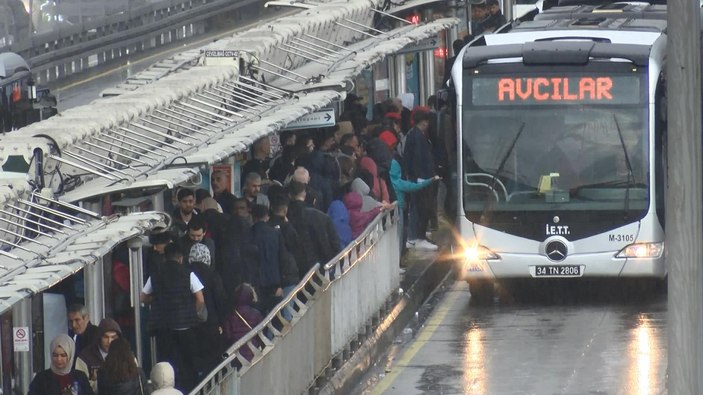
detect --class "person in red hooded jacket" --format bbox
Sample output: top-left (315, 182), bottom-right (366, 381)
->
top-left (343, 191), bottom-right (392, 238)
top-left (359, 156), bottom-right (390, 203)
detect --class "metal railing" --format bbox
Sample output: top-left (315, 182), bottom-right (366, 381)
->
top-left (191, 207), bottom-right (400, 395)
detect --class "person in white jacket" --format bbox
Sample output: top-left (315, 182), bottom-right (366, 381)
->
top-left (150, 362), bottom-right (184, 395)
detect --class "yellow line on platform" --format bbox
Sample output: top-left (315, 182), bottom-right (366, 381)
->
top-left (370, 288), bottom-right (461, 395)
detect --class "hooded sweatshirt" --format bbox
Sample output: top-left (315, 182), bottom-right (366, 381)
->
top-left (76, 318), bottom-right (122, 388)
top-left (350, 178), bottom-right (383, 213)
top-left (327, 200), bottom-right (353, 247)
top-left (389, 159), bottom-right (433, 210)
top-left (222, 284), bottom-right (264, 361)
top-left (359, 157), bottom-right (390, 203)
top-left (150, 362), bottom-right (183, 395)
top-left (343, 191), bottom-right (381, 238)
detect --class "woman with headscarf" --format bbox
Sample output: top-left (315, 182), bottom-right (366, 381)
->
top-left (96, 338), bottom-right (146, 395)
top-left (189, 243), bottom-right (227, 371)
top-left (28, 334), bottom-right (95, 395)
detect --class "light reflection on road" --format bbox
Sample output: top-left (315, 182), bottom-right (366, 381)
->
top-left (628, 313), bottom-right (663, 395)
top-left (463, 326), bottom-right (485, 395)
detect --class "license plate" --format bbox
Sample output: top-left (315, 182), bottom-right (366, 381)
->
top-left (534, 265), bottom-right (582, 277)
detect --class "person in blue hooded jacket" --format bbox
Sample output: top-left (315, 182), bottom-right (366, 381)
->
top-left (327, 200), bottom-right (353, 247)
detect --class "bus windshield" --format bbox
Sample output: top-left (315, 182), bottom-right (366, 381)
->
top-left (462, 66), bottom-right (649, 215)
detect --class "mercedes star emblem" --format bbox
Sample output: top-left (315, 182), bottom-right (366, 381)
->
top-left (553, 216), bottom-right (560, 224)
top-left (545, 240), bottom-right (568, 262)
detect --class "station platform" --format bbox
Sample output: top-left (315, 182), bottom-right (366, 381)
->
top-left (318, 219), bottom-right (455, 395)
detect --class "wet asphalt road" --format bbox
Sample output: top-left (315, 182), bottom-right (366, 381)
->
top-left (358, 279), bottom-right (668, 395)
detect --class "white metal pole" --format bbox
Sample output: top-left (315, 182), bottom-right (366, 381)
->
top-left (503, 0), bottom-right (513, 22)
top-left (12, 298), bottom-right (32, 395)
top-left (84, 258), bottom-right (105, 323)
top-left (395, 54), bottom-right (406, 99)
top-left (128, 237), bottom-right (145, 367)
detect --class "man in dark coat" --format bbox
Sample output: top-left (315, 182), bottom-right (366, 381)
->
top-left (188, 243), bottom-right (228, 370)
top-left (171, 188), bottom-right (198, 238)
top-left (211, 170), bottom-right (237, 215)
top-left (287, 181), bottom-right (341, 274)
top-left (179, 216), bottom-right (216, 266)
top-left (198, 197), bottom-right (229, 268)
top-left (442, 39), bottom-right (466, 88)
top-left (268, 195), bottom-right (301, 289)
top-left (241, 136), bottom-right (272, 181)
top-left (403, 108), bottom-right (439, 251)
top-left (249, 204), bottom-right (284, 314)
top-left (67, 304), bottom-right (99, 367)
top-left (484, 0), bottom-right (508, 32)
top-left (141, 244), bottom-right (205, 392)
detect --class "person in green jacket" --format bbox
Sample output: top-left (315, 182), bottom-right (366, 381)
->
top-left (380, 130), bottom-right (440, 252)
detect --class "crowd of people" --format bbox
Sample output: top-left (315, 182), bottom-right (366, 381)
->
top-left (29, 90), bottom-right (455, 394)
top-left (30, 306), bottom-right (183, 395)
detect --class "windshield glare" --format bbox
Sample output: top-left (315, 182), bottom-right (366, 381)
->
top-left (463, 96), bottom-right (649, 212)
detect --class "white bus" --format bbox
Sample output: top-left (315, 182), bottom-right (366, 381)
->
top-left (451, 3), bottom-right (672, 299)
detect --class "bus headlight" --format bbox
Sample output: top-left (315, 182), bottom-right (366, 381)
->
top-left (464, 245), bottom-right (500, 262)
top-left (616, 242), bottom-right (664, 259)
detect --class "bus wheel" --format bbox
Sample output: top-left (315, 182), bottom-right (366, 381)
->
top-left (468, 279), bottom-right (494, 303)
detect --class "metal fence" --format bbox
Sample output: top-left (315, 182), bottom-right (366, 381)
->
top-left (191, 207), bottom-right (400, 395)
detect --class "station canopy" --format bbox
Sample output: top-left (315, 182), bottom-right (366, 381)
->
top-left (0, 0), bottom-right (459, 204)
top-left (0, 178), bottom-right (169, 315)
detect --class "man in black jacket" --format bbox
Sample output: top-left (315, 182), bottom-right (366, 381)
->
top-left (268, 195), bottom-right (301, 286)
top-left (250, 204), bottom-right (284, 314)
top-left (171, 188), bottom-right (198, 238)
top-left (179, 216), bottom-right (216, 267)
top-left (141, 244), bottom-right (205, 392)
top-left (403, 109), bottom-right (439, 251)
top-left (287, 181), bottom-right (341, 274)
top-left (211, 170), bottom-right (237, 215)
top-left (67, 304), bottom-right (99, 367)
top-left (442, 39), bottom-right (466, 89)
top-left (188, 243), bottom-right (228, 370)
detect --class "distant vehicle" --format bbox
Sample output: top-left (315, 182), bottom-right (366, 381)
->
top-left (0, 52), bottom-right (57, 133)
top-left (452, 2), bottom-right (671, 299)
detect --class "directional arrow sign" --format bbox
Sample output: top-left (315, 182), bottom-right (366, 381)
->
top-left (284, 108), bottom-right (336, 130)
top-left (396, 37), bottom-right (440, 54)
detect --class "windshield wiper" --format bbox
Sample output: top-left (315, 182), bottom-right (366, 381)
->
top-left (613, 115), bottom-right (634, 214)
top-left (572, 179), bottom-right (646, 191)
top-left (479, 122), bottom-right (526, 224)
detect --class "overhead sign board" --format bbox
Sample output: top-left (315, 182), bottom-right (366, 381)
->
top-left (397, 37), bottom-right (440, 54)
top-left (284, 108), bottom-right (336, 130)
top-left (471, 75), bottom-right (641, 106)
top-left (202, 50), bottom-right (240, 67)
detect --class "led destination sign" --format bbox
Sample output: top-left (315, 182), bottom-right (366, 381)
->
top-left (472, 75), bottom-right (641, 106)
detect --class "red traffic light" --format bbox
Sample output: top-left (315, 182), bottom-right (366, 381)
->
top-left (406, 12), bottom-right (420, 24)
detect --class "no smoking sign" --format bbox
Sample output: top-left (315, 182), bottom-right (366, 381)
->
top-left (13, 327), bottom-right (29, 352)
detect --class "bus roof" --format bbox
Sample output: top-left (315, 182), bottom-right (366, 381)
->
top-left (0, 52), bottom-right (29, 79)
top-left (475, 2), bottom-right (681, 49)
